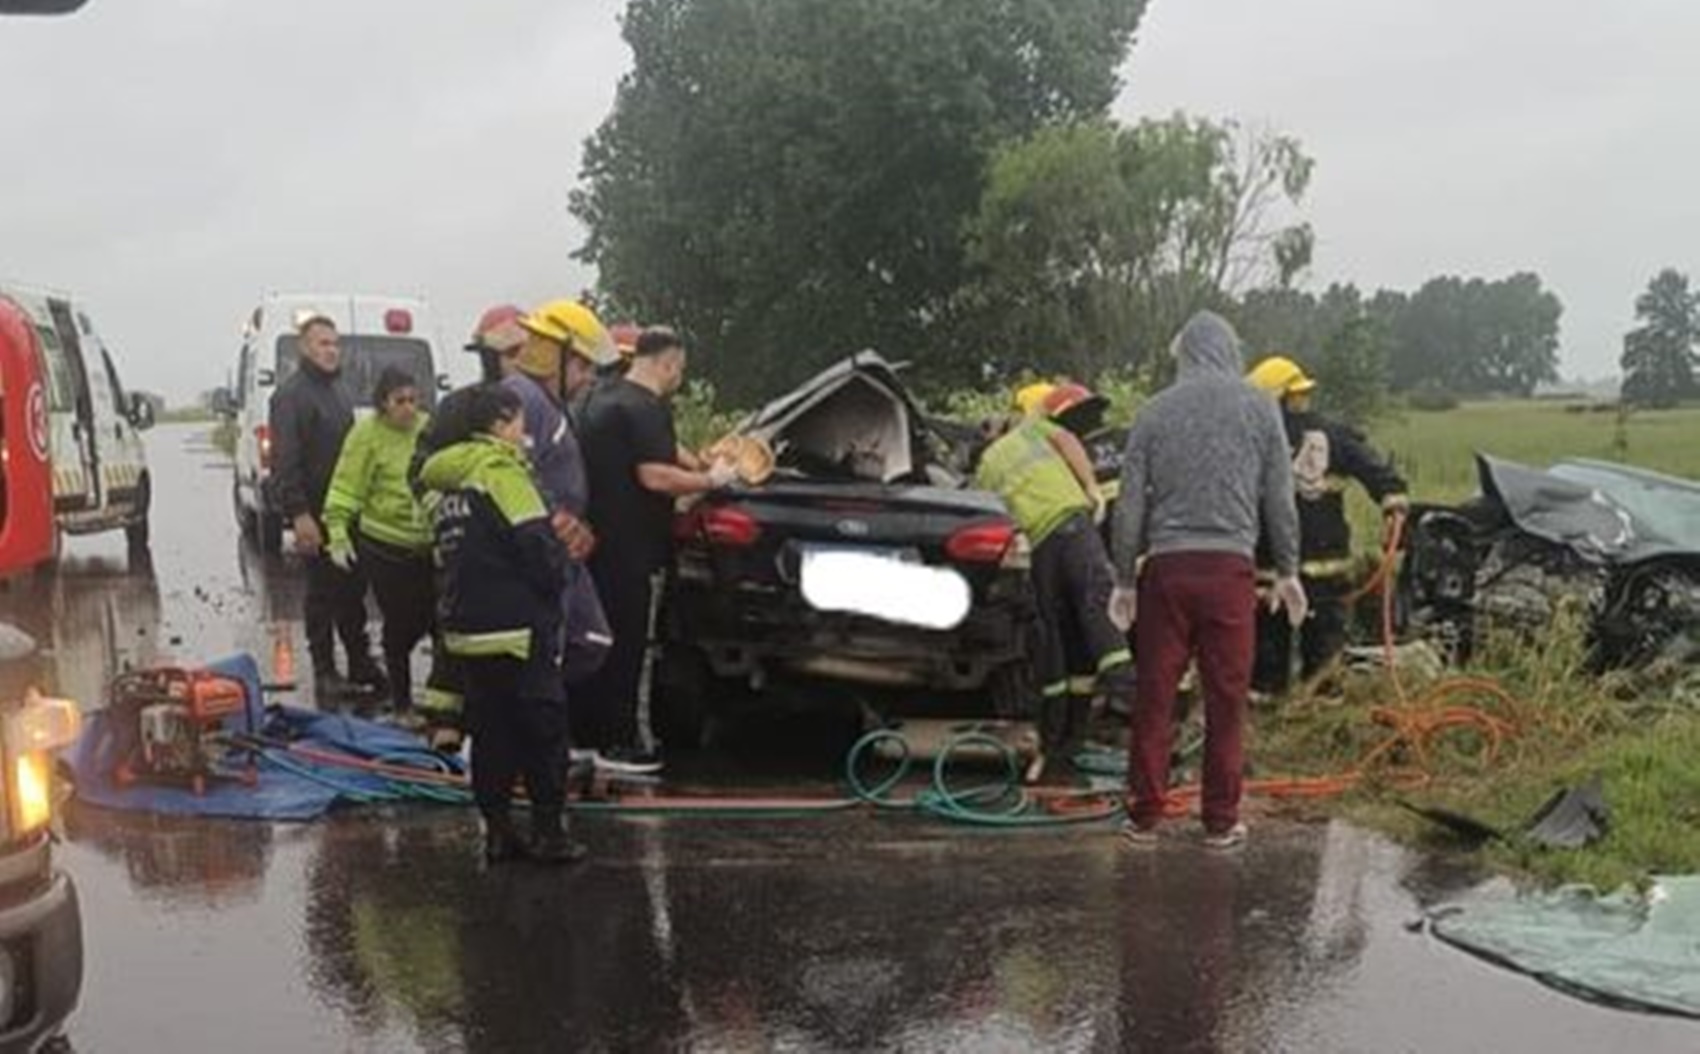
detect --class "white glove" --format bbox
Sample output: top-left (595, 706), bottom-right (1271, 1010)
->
top-left (1270, 575), bottom-right (1310, 629)
top-left (1107, 586), bottom-right (1138, 633)
top-left (706, 459), bottom-right (739, 490)
top-left (328, 544), bottom-right (357, 574)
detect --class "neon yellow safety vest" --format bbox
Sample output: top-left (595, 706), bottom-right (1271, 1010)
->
top-left (974, 418), bottom-right (1092, 547)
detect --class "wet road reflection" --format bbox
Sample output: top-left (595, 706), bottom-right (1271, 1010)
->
top-left (12, 426), bottom-right (1700, 1051)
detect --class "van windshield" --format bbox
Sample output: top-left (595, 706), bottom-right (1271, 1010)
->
top-left (274, 335), bottom-right (436, 410)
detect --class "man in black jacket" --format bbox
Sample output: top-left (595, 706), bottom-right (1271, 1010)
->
top-left (269, 313), bottom-right (383, 700)
top-left (1247, 356), bottom-right (1408, 696)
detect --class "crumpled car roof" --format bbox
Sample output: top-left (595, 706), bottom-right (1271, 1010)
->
top-left (1478, 455), bottom-right (1700, 564)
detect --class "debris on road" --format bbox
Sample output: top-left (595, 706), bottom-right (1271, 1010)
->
top-left (1524, 776), bottom-right (1611, 851)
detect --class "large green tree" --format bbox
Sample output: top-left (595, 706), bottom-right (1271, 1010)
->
top-left (962, 115), bottom-right (1314, 382)
top-left (1620, 268), bottom-right (1700, 408)
top-left (572, 0), bottom-right (1147, 403)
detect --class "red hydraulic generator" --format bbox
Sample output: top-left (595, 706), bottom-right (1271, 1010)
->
top-left (110, 667), bottom-right (258, 796)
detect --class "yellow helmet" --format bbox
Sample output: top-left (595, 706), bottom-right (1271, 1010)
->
top-left (1246, 355), bottom-right (1318, 398)
top-left (1013, 381), bottom-right (1057, 417)
top-left (518, 299), bottom-right (618, 368)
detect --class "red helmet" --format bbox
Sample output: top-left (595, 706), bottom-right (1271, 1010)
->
top-left (1043, 382), bottom-right (1109, 434)
top-left (1042, 382), bottom-right (1102, 417)
top-left (466, 304), bottom-right (527, 353)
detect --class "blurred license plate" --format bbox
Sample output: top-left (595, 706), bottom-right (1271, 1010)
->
top-left (799, 545), bottom-right (970, 630)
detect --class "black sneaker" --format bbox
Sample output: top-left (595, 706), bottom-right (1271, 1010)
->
top-left (347, 659), bottom-right (389, 695)
top-left (313, 671), bottom-right (354, 704)
top-left (482, 814), bottom-right (530, 865)
top-left (593, 747), bottom-right (664, 776)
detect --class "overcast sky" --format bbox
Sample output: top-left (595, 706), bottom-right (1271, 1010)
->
top-left (2, 0), bottom-right (1694, 403)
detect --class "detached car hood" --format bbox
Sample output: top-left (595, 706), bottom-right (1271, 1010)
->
top-left (1477, 455), bottom-right (1700, 565)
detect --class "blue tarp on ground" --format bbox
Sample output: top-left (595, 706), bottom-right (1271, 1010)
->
top-left (63, 653), bottom-right (465, 821)
top-left (1430, 876), bottom-right (1700, 1019)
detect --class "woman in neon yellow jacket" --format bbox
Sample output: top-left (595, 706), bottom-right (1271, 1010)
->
top-left (323, 367), bottom-right (432, 714)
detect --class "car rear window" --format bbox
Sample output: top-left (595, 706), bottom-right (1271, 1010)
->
top-left (275, 335), bottom-right (436, 410)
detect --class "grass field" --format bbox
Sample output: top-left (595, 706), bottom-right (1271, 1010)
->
top-left (1371, 400), bottom-right (1700, 502)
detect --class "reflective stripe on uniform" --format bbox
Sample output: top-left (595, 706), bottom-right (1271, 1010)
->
top-left (443, 629), bottom-right (532, 660)
top-left (1257, 556), bottom-right (1358, 585)
top-left (1096, 647), bottom-right (1132, 673)
top-left (1066, 676), bottom-right (1098, 697)
top-left (419, 687), bottom-right (464, 716)
top-left (1042, 680), bottom-right (1069, 699)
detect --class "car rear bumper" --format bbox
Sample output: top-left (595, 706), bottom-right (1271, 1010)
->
top-left (0, 867), bottom-right (82, 1051)
top-left (666, 582), bottom-right (1032, 691)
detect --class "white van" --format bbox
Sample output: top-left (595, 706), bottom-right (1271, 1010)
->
top-left (224, 293), bottom-right (446, 552)
top-left (0, 283), bottom-right (154, 552)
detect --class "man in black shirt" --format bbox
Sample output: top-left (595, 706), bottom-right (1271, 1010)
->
top-left (268, 314), bottom-right (384, 701)
top-left (576, 327), bottom-right (734, 773)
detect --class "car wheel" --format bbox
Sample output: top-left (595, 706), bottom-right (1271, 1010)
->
top-left (125, 475), bottom-right (151, 552)
top-left (234, 478), bottom-right (256, 538)
top-left (987, 658), bottom-right (1038, 720)
top-left (652, 645), bottom-right (712, 752)
top-left (257, 510), bottom-right (284, 554)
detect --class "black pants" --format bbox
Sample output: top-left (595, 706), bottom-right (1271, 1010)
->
top-left (305, 541), bottom-right (371, 675)
top-left (357, 535), bottom-right (435, 710)
top-left (464, 657), bottom-right (568, 816)
top-left (1032, 515), bottom-right (1130, 753)
top-left (1252, 574), bottom-right (1350, 695)
top-left (576, 547), bottom-right (660, 752)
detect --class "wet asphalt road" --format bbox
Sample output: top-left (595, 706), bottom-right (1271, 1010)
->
top-left (6, 424), bottom-right (1697, 1052)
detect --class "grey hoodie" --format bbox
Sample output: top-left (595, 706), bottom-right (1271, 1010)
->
top-left (1111, 312), bottom-right (1300, 582)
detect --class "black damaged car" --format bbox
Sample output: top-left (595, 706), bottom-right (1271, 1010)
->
top-left (652, 353), bottom-right (1038, 747)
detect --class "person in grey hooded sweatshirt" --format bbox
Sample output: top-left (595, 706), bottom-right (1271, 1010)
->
top-left (1108, 311), bottom-right (1307, 850)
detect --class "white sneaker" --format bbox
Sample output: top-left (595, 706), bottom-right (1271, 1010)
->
top-left (1202, 822), bottom-right (1248, 850)
top-left (1120, 819), bottom-right (1159, 848)
top-left (594, 747), bottom-right (665, 776)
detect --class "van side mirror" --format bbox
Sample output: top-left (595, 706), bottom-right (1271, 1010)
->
top-left (437, 373), bottom-right (453, 393)
top-left (210, 388), bottom-right (237, 417)
top-left (257, 369), bottom-right (276, 388)
top-left (128, 395), bottom-right (156, 431)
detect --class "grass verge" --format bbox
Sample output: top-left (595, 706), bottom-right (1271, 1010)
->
top-left (1251, 608), bottom-right (1700, 890)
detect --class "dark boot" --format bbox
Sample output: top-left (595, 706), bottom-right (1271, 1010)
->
top-left (313, 668), bottom-right (353, 705)
top-left (482, 809), bottom-right (529, 865)
top-left (385, 651), bottom-right (413, 714)
top-left (347, 655), bottom-right (390, 696)
top-left (528, 807), bottom-right (588, 866)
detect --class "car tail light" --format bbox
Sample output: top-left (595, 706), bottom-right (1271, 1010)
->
top-left (384, 308), bottom-right (413, 335)
top-left (255, 425), bottom-right (273, 471)
top-left (947, 521), bottom-right (1016, 565)
top-left (701, 506), bottom-right (762, 548)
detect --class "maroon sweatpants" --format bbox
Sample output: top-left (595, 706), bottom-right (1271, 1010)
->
top-left (1127, 552), bottom-right (1257, 833)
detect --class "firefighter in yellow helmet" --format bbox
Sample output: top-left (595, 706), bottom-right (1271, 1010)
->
top-left (1246, 355), bottom-right (1408, 696)
top-left (977, 381), bottom-right (1131, 778)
